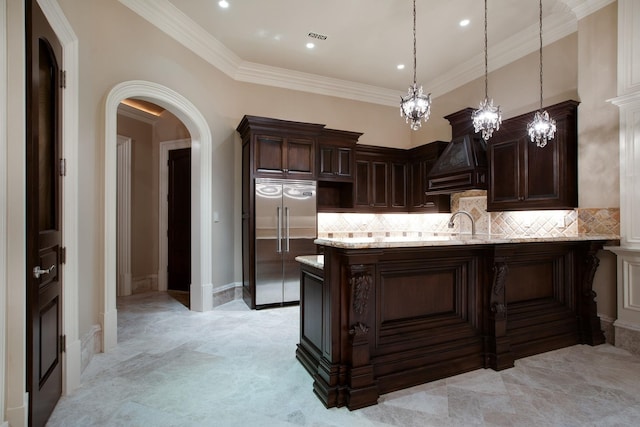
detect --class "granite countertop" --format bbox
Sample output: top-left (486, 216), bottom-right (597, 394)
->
top-left (314, 234), bottom-right (620, 249)
top-left (295, 254), bottom-right (325, 269)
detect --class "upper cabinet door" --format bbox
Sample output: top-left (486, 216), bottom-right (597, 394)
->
top-left (318, 144), bottom-right (353, 180)
top-left (488, 136), bottom-right (521, 205)
top-left (255, 135), bottom-right (285, 175)
top-left (285, 137), bottom-right (315, 177)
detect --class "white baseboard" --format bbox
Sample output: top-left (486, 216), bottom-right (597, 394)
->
top-left (80, 324), bottom-right (102, 373)
top-left (65, 336), bottom-right (82, 394)
top-left (614, 318), bottom-right (640, 332)
top-left (101, 308), bottom-right (117, 352)
top-left (211, 282), bottom-right (242, 308)
top-left (5, 393), bottom-right (28, 427)
top-left (132, 274), bottom-right (158, 294)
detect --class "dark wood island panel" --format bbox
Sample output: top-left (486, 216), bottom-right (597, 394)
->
top-left (296, 240), bottom-right (610, 410)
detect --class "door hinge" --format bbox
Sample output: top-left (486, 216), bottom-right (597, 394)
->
top-left (60, 335), bottom-right (66, 353)
top-left (60, 158), bottom-right (67, 176)
top-left (60, 70), bottom-right (66, 89)
top-left (60, 246), bottom-right (66, 264)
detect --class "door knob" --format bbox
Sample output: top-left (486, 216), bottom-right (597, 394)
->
top-left (33, 264), bottom-right (55, 279)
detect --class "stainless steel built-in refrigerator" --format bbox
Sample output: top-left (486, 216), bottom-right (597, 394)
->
top-left (254, 178), bottom-right (317, 307)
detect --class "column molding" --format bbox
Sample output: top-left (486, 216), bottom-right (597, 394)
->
top-left (609, 0), bottom-right (640, 355)
top-left (116, 136), bottom-right (132, 296)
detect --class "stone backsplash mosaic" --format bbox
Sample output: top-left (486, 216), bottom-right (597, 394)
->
top-left (317, 191), bottom-right (619, 239)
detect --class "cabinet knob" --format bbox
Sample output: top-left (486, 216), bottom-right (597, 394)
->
top-left (519, 196), bottom-right (524, 201)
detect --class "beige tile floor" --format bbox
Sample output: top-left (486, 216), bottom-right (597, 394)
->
top-left (48, 291), bottom-right (640, 426)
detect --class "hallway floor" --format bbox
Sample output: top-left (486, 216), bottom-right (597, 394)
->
top-left (48, 291), bottom-right (640, 426)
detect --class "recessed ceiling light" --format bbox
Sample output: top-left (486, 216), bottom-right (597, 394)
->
top-left (306, 42), bottom-right (315, 49)
top-left (397, 64), bottom-right (405, 70)
top-left (218, 1), bottom-right (229, 8)
top-left (459, 18), bottom-right (470, 27)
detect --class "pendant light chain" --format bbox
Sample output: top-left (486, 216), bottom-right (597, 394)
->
top-left (412, 0), bottom-right (417, 85)
top-left (484, 0), bottom-right (489, 99)
top-left (538, 0), bottom-right (544, 111)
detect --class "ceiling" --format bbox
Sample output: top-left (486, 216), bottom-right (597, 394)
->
top-left (120, 0), bottom-right (612, 107)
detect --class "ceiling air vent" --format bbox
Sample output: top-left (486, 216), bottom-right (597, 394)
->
top-left (308, 32), bottom-right (327, 40)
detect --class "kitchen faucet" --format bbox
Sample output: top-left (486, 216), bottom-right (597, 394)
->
top-left (448, 210), bottom-right (476, 237)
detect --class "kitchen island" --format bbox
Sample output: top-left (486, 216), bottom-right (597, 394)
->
top-left (295, 234), bottom-right (618, 410)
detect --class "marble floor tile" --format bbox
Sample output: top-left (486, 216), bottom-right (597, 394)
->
top-left (48, 292), bottom-right (640, 426)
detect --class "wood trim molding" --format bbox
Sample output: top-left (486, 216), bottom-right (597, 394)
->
top-left (116, 135), bottom-right (132, 297)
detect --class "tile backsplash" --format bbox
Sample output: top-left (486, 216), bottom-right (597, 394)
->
top-left (317, 191), bottom-right (619, 239)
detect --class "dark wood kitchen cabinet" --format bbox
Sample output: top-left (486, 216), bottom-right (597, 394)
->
top-left (238, 115), bottom-right (325, 179)
top-left (354, 146), bottom-right (407, 211)
top-left (316, 129), bottom-right (362, 211)
top-left (408, 141), bottom-right (451, 212)
top-left (297, 238), bottom-right (610, 410)
top-left (317, 129), bottom-right (360, 181)
top-left (487, 100), bottom-right (578, 211)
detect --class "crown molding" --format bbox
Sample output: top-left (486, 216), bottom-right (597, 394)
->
top-left (235, 61), bottom-right (400, 106)
top-left (117, 103), bottom-right (158, 124)
top-left (559, 0), bottom-right (616, 21)
top-left (120, 0), bottom-right (613, 106)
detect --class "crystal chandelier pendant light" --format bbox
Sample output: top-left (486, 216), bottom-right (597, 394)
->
top-left (527, 0), bottom-right (556, 148)
top-left (400, 0), bottom-right (431, 131)
top-left (472, 0), bottom-right (502, 141)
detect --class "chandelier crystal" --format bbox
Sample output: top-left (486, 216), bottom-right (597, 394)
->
top-left (527, 0), bottom-right (556, 148)
top-left (472, 0), bottom-right (501, 141)
top-left (400, 0), bottom-right (431, 131)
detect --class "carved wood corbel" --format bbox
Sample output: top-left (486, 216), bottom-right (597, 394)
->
top-left (487, 258), bottom-right (514, 370)
top-left (345, 264), bottom-right (378, 409)
top-left (579, 242), bottom-right (606, 345)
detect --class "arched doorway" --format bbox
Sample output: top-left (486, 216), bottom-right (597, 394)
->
top-left (103, 80), bottom-right (213, 351)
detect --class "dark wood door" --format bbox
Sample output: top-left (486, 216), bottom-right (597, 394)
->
top-left (26, 1), bottom-right (64, 425)
top-left (168, 148), bottom-right (191, 292)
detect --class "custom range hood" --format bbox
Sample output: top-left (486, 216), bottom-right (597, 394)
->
top-left (426, 108), bottom-right (488, 194)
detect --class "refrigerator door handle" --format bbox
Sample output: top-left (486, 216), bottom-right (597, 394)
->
top-left (276, 206), bottom-right (282, 253)
top-left (285, 207), bottom-right (290, 252)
